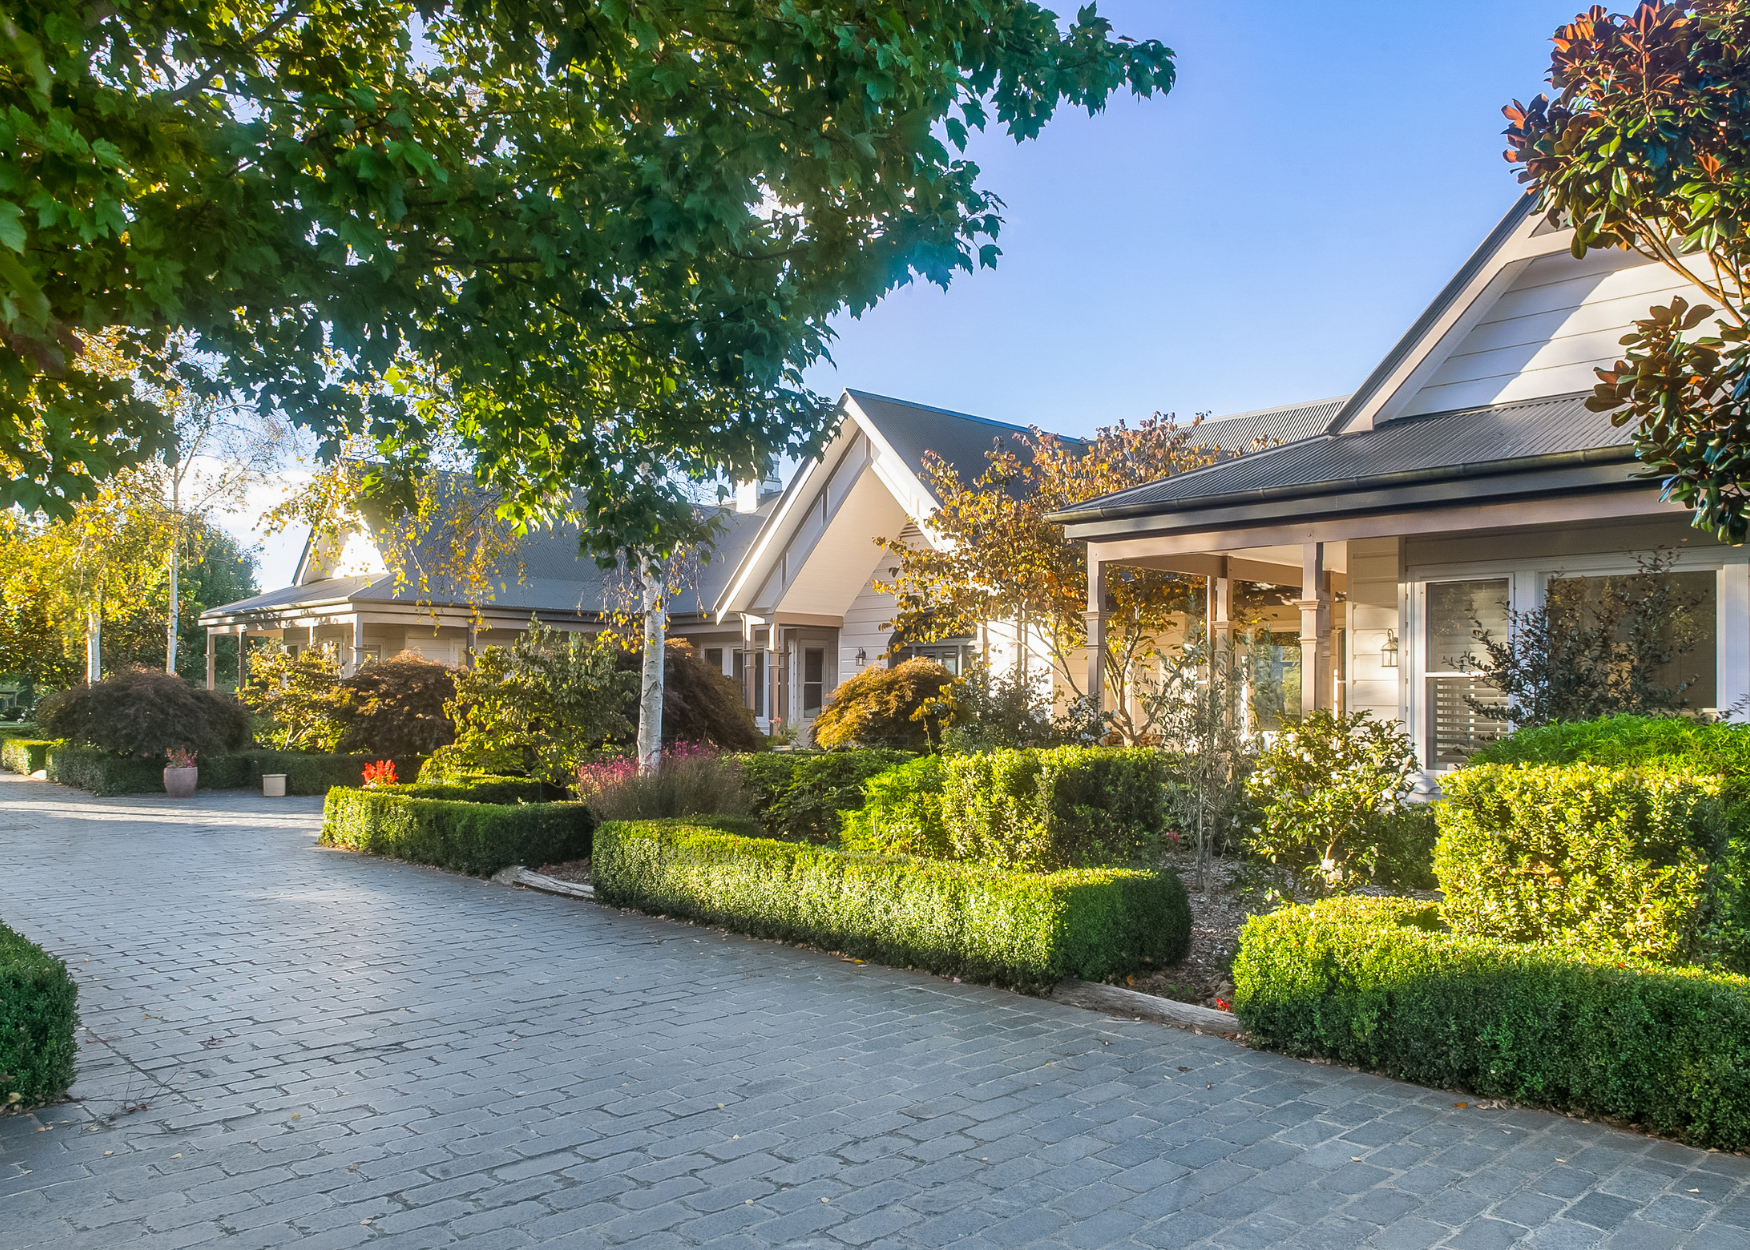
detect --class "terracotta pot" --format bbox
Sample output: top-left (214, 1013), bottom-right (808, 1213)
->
top-left (163, 765), bottom-right (198, 799)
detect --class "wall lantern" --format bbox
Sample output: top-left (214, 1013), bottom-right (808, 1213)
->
top-left (1381, 629), bottom-right (1399, 669)
top-left (855, 648), bottom-right (868, 669)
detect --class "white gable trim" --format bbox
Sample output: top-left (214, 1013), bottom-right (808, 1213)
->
top-left (1332, 198), bottom-right (1578, 434)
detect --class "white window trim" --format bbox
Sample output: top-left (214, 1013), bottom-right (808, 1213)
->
top-left (1404, 549), bottom-right (1749, 769)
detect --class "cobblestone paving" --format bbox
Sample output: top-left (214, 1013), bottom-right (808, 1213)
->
top-left (1, 772), bottom-right (1748, 1249)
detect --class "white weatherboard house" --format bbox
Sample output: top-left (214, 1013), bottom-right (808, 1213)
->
top-left (1051, 196), bottom-right (1744, 770)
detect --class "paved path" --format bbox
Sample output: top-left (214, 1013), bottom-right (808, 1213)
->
top-left (1, 772), bottom-right (1747, 1249)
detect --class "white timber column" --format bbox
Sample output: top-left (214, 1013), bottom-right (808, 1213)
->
top-left (236, 628), bottom-right (250, 689)
top-left (1718, 559), bottom-right (1750, 717)
top-left (1207, 560), bottom-right (1232, 648)
top-left (767, 624), bottom-right (782, 729)
top-left (1297, 542), bottom-right (1333, 716)
top-left (741, 616), bottom-right (758, 710)
top-left (466, 623), bottom-right (478, 667)
top-left (1085, 555), bottom-right (1106, 714)
top-left (205, 630), bottom-right (216, 690)
top-left (350, 617), bottom-right (366, 676)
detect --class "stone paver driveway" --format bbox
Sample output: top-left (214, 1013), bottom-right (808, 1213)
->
top-left (1, 773), bottom-right (1747, 1249)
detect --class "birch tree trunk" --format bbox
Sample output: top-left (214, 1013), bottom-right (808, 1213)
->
top-left (86, 604), bottom-right (102, 684)
top-left (636, 556), bottom-right (666, 776)
top-left (166, 476), bottom-right (180, 673)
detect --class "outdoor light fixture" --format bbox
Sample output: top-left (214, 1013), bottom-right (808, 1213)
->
top-left (1381, 629), bottom-right (1399, 668)
top-left (856, 648), bottom-right (867, 669)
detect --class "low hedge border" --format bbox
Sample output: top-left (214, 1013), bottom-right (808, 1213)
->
top-left (592, 818), bottom-right (1191, 993)
top-left (321, 788), bottom-right (596, 876)
top-left (44, 747), bottom-right (427, 797)
top-left (0, 920), bottom-right (78, 1109)
top-left (1, 738), bottom-right (54, 775)
top-left (380, 775), bottom-right (550, 805)
top-left (1234, 897), bottom-right (1750, 1150)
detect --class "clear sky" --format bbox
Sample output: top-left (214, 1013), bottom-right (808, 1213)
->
top-left (800, 0), bottom-right (1589, 436)
top-left (242, 1), bottom-right (1589, 586)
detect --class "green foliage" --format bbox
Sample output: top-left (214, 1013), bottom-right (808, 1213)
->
top-left (937, 668), bottom-right (1058, 752)
top-left (2, 0), bottom-right (1171, 542)
top-left (1244, 710), bottom-right (1428, 893)
top-left (1437, 764), bottom-right (1720, 965)
top-left (577, 746), bottom-right (751, 822)
top-left (36, 668), bottom-right (252, 760)
top-left (592, 819), bottom-right (1190, 992)
top-left (435, 621), bottom-right (636, 788)
top-left (385, 775), bottom-right (550, 804)
top-left (1505, 6), bottom-right (1750, 543)
top-left (241, 643), bottom-right (346, 752)
top-left (0, 920), bottom-right (78, 1109)
top-left (613, 641), bottom-right (761, 752)
top-left (940, 747), bottom-right (1172, 871)
top-left (813, 659), bottom-right (955, 749)
top-left (321, 788), bottom-right (595, 877)
top-left (839, 756), bottom-right (950, 858)
top-left (44, 746), bottom-right (426, 797)
top-left (1471, 714), bottom-right (1750, 777)
top-left (1, 738), bottom-right (53, 774)
top-left (1234, 896), bottom-right (1750, 1150)
top-left (333, 653), bottom-right (458, 757)
top-left (737, 749), bottom-right (915, 844)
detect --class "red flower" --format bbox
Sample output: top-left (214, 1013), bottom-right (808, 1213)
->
top-left (362, 760), bottom-right (398, 789)
top-left (1216, 997), bottom-right (1231, 1012)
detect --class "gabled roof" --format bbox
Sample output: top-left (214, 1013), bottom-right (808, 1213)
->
top-left (1049, 393), bottom-right (1636, 528)
top-left (1190, 396), bottom-right (1349, 453)
top-left (843, 389), bottom-right (1076, 484)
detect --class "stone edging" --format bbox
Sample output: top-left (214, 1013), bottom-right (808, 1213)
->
top-left (489, 865), bottom-right (595, 900)
top-left (1050, 979), bottom-right (1240, 1034)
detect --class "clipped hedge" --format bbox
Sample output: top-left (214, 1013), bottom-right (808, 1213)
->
top-left (321, 788), bottom-right (596, 876)
top-left (1, 738), bottom-right (54, 775)
top-left (1470, 714), bottom-right (1750, 780)
top-left (736, 749), bottom-right (915, 843)
top-left (1437, 764), bottom-right (1721, 964)
top-left (593, 818), bottom-right (1191, 992)
top-left (839, 755), bottom-right (948, 857)
top-left (381, 775), bottom-right (550, 805)
top-left (0, 920), bottom-right (79, 1109)
top-left (43, 747), bottom-right (426, 797)
top-left (1234, 897), bottom-right (1750, 1150)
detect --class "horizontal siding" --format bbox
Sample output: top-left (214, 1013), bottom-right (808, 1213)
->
top-left (838, 566), bottom-right (900, 692)
top-left (1405, 249), bottom-right (1711, 416)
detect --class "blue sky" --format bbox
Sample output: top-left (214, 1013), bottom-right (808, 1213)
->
top-left (801, 0), bottom-right (1589, 436)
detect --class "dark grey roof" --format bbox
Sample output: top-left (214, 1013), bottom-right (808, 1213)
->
top-left (1051, 393), bottom-right (1636, 521)
top-left (202, 506), bottom-right (768, 623)
top-left (1188, 397), bottom-right (1349, 454)
top-left (846, 389), bottom-right (1081, 484)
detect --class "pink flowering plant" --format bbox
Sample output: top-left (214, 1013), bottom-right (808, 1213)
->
top-left (576, 742), bottom-right (748, 821)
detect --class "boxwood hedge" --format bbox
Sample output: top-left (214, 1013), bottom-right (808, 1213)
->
top-left (1234, 896), bottom-right (1750, 1150)
top-left (1, 738), bottom-right (53, 774)
top-left (43, 747), bottom-right (427, 797)
top-left (381, 775), bottom-right (551, 805)
top-left (321, 788), bottom-right (596, 876)
top-left (0, 920), bottom-right (78, 1109)
top-left (593, 818), bottom-right (1191, 992)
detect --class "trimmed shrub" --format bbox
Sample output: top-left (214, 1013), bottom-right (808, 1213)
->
top-left (2, 738), bottom-right (54, 774)
top-left (37, 668), bottom-right (252, 759)
top-left (1470, 713), bottom-right (1750, 779)
top-left (1436, 764), bottom-right (1720, 964)
top-left (1234, 897), bottom-right (1750, 1150)
top-left (941, 747), bottom-right (1172, 871)
top-left (839, 755), bottom-right (948, 857)
top-left (44, 747), bottom-right (425, 797)
top-left (593, 819), bottom-right (1191, 992)
top-left (0, 920), bottom-right (78, 1108)
top-left (813, 659), bottom-right (954, 749)
top-left (737, 748), bottom-right (915, 843)
top-left (614, 640), bottom-right (762, 752)
top-left (386, 775), bottom-right (550, 804)
top-left (321, 788), bottom-right (596, 876)
top-left (333, 653), bottom-right (458, 756)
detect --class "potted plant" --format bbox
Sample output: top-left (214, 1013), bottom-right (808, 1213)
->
top-left (164, 748), bottom-right (199, 799)
top-left (36, 668), bottom-right (254, 797)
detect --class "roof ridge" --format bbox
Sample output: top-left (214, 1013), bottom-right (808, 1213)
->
top-left (1071, 434), bottom-right (1332, 511)
top-left (1199, 395), bottom-right (1350, 426)
top-left (845, 388), bottom-right (1084, 443)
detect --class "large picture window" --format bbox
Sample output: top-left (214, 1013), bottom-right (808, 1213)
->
top-left (1425, 578), bottom-right (1509, 768)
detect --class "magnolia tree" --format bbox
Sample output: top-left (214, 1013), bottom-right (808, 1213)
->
top-left (878, 414), bottom-right (1220, 743)
top-left (1507, 0), bottom-right (1750, 542)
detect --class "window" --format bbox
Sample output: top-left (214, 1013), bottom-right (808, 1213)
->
top-left (1250, 632), bottom-right (1301, 731)
top-left (802, 648), bottom-right (825, 715)
top-left (705, 648), bottom-right (723, 673)
top-left (753, 650), bottom-right (766, 718)
top-left (1425, 578), bottom-right (1509, 767)
top-left (733, 649), bottom-right (745, 688)
top-left (1546, 570), bottom-right (1717, 710)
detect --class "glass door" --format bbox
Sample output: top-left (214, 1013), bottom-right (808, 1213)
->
top-left (1424, 578), bottom-right (1510, 767)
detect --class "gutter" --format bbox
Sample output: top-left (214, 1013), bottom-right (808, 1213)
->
top-left (1047, 444), bottom-right (1643, 528)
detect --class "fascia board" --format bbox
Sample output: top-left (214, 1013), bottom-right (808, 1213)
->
top-left (842, 392), bottom-right (944, 527)
top-left (1333, 198), bottom-right (1577, 434)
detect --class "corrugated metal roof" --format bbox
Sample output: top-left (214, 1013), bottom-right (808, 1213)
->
top-left (1062, 393), bottom-right (1632, 516)
top-left (845, 389), bottom-right (1072, 485)
top-left (1187, 396), bottom-right (1349, 454)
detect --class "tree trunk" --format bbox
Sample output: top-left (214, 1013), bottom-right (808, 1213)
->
top-left (636, 557), bottom-right (666, 777)
top-left (166, 535), bottom-right (180, 675)
top-left (86, 605), bottom-right (102, 684)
